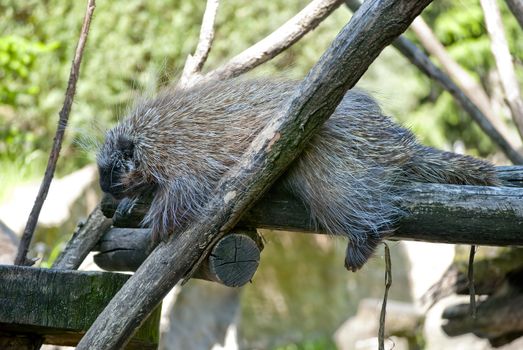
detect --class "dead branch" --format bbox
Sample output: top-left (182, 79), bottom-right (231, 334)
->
top-left (75, 1), bottom-right (433, 348)
top-left (506, 0), bottom-right (523, 29)
top-left (52, 206), bottom-right (112, 270)
top-left (378, 244), bottom-right (392, 350)
top-left (344, 0), bottom-right (523, 164)
top-left (410, 17), bottom-right (522, 149)
top-left (15, 0), bottom-right (96, 266)
top-left (205, 0), bottom-right (344, 80)
top-left (180, 0), bottom-right (220, 87)
top-left (481, 0), bottom-right (523, 140)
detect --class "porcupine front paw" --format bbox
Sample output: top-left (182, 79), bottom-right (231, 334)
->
top-left (344, 237), bottom-right (381, 272)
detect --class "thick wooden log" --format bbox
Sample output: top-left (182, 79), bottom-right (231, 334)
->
top-left (0, 265), bottom-right (160, 349)
top-left (94, 229), bottom-right (263, 287)
top-left (98, 168), bottom-right (523, 258)
top-left (76, 2), bottom-right (435, 348)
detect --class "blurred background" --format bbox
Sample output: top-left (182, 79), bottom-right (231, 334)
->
top-left (1, 0), bottom-right (522, 349)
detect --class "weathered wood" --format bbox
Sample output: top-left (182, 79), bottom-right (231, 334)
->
top-left (0, 265), bottom-right (160, 349)
top-left (206, 0), bottom-right (344, 80)
top-left (442, 294), bottom-right (523, 346)
top-left (53, 205), bottom-right (112, 270)
top-left (94, 168), bottom-right (523, 278)
top-left (98, 168), bottom-right (523, 258)
top-left (93, 228), bottom-right (152, 271)
top-left (15, 0), bottom-right (97, 267)
top-left (496, 165), bottom-right (523, 186)
top-left (422, 247), bottom-right (523, 308)
top-left (76, 1), bottom-right (434, 348)
top-left (395, 184), bottom-right (523, 246)
top-left (102, 167), bottom-right (523, 228)
top-left (94, 228), bottom-right (263, 287)
top-left (196, 230), bottom-right (262, 287)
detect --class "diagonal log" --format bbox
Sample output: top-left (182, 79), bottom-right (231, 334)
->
top-left (76, 1), bottom-right (433, 348)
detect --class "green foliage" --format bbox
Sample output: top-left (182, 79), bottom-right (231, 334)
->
top-left (273, 336), bottom-right (337, 350)
top-left (0, 35), bottom-right (57, 105)
top-left (0, 0), bottom-right (350, 187)
top-left (407, 0), bottom-right (523, 156)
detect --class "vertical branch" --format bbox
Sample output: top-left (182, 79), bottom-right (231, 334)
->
top-left (468, 245), bottom-right (477, 319)
top-left (378, 244), bottom-right (392, 350)
top-left (14, 0), bottom-right (96, 266)
top-left (410, 17), bottom-right (522, 147)
top-left (180, 0), bottom-right (220, 87)
top-left (481, 0), bottom-right (523, 140)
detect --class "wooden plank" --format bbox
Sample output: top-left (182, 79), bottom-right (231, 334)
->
top-left (0, 265), bottom-right (160, 349)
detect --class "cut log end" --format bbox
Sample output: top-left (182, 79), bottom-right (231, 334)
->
top-left (94, 228), bottom-right (263, 287)
top-left (199, 232), bottom-right (262, 287)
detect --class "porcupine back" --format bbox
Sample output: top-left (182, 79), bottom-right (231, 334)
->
top-left (121, 78), bottom-right (498, 270)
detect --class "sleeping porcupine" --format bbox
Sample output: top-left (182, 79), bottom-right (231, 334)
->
top-left (97, 78), bottom-right (498, 271)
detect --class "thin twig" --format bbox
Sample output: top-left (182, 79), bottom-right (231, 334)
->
top-left (481, 0), bottom-right (523, 140)
top-left (14, 0), bottom-right (96, 266)
top-left (344, 0), bottom-right (523, 164)
top-left (379, 243), bottom-right (392, 350)
top-left (180, 0), bottom-right (220, 87)
top-left (505, 0), bottom-right (523, 29)
top-left (205, 0), bottom-right (344, 80)
top-left (468, 245), bottom-right (477, 319)
top-left (410, 16), bottom-right (522, 148)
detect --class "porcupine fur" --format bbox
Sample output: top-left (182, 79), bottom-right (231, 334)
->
top-left (97, 78), bottom-right (498, 271)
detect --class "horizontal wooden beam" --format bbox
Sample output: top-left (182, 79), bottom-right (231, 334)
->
top-left (95, 167), bottom-right (523, 271)
top-left (0, 265), bottom-right (160, 349)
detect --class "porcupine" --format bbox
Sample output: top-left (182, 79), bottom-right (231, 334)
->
top-left (97, 78), bottom-right (498, 271)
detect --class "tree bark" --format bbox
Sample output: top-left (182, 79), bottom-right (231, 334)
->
top-left (75, 1), bottom-right (434, 349)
